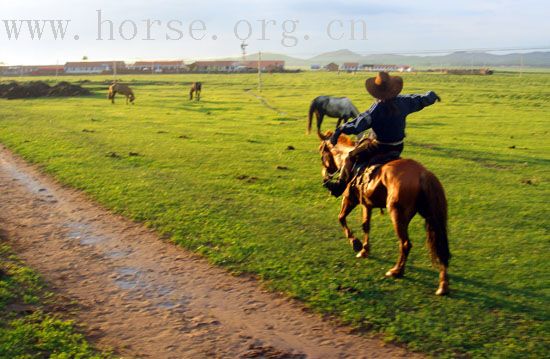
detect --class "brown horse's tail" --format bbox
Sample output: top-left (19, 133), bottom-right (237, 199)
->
top-left (418, 171), bottom-right (450, 267)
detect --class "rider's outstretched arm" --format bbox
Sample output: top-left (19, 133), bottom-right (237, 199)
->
top-left (331, 112), bottom-right (373, 145)
top-left (400, 91), bottom-right (441, 114)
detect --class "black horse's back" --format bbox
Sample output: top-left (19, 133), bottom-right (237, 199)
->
top-left (308, 96), bottom-right (359, 135)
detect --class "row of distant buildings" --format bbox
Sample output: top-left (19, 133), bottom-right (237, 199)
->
top-left (0, 60), bottom-right (286, 76)
top-left (1, 60), bottom-right (418, 76)
top-left (316, 63), bottom-right (413, 73)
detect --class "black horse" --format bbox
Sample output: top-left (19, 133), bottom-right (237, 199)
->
top-left (307, 96), bottom-right (360, 136)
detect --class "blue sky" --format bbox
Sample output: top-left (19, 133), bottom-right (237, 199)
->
top-left (1, 0), bottom-right (548, 64)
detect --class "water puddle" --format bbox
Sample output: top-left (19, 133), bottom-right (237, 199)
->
top-left (0, 157), bottom-right (56, 199)
top-left (65, 221), bottom-right (107, 246)
top-left (113, 266), bottom-right (188, 311)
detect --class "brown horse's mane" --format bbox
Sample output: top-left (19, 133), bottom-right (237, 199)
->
top-left (338, 135), bottom-right (355, 147)
top-left (322, 130), bottom-right (356, 147)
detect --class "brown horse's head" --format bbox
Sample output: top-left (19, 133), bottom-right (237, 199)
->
top-left (319, 140), bottom-right (338, 181)
top-left (318, 131), bottom-right (356, 181)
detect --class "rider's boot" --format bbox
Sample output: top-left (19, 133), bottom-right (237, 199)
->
top-left (323, 179), bottom-right (347, 197)
top-left (323, 158), bottom-right (352, 197)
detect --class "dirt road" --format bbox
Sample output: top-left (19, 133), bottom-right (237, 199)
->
top-left (0, 146), bottom-right (419, 358)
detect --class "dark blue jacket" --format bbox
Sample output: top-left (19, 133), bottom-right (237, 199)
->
top-left (331, 91), bottom-right (438, 144)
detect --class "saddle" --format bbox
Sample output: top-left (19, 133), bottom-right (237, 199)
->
top-left (352, 151), bottom-right (401, 184)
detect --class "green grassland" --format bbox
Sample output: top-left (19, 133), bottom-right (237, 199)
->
top-left (0, 72), bottom-right (548, 357)
top-left (0, 243), bottom-right (108, 358)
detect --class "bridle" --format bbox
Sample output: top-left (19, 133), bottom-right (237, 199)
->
top-left (319, 142), bottom-right (339, 180)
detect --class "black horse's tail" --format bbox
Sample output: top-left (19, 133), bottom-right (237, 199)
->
top-left (418, 171), bottom-right (450, 267)
top-left (307, 99), bottom-right (318, 134)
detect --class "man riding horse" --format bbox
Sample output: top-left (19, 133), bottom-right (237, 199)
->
top-left (324, 71), bottom-right (441, 197)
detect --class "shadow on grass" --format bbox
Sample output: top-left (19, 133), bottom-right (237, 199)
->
top-left (407, 121), bottom-right (448, 129)
top-left (408, 141), bottom-right (550, 168)
top-left (356, 255), bottom-right (549, 321)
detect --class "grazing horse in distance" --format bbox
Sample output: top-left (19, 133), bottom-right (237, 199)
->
top-left (108, 83), bottom-right (135, 104)
top-left (307, 96), bottom-right (360, 136)
top-left (189, 82), bottom-right (202, 101)
top-left (318, 131), bottom-right (451, 295)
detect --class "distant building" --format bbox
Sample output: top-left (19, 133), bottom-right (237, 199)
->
top-left (241, 60), bottom-right (285, 71)
top-left (30, 65), bottom-right (65, 76)
top-left (362, 64), bottom-right (412, 72)
top-left (325, 62), bottom-right (339, 72)
top-left (190, 60), bottom-right (284, 72)
top-left (190, 61), bottom-right (239, 72)
top-left (128, 60), bottom-right (187, 73)
top-left (341, 62), bottom-right (360, 72)
top-left (443, 68), bottom-right (493, 75)
top-left (64, 61), bottom-right (126, 74)
top-left (0, 65), bottom-right (38, 76)
top-left (0, 65), bottom-right (64, 76)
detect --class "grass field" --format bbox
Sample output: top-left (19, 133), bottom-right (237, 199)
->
top-left (0, 243), bottom-right (107, 358)
top-left (0, 71), bottom-right (548, 357)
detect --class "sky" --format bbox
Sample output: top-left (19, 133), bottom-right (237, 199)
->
top-left (0, 0), bottom-right (548, 65)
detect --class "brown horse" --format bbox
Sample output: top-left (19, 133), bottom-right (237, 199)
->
top-left (189, 82), bottom-right (202, 101)
top-left (108, 83), bottom-right (135, 104)
top-left (319, 131), bottom-right (450, 295)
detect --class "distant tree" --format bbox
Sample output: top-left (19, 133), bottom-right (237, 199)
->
top-left (82, 56), bottom-right (88, 60)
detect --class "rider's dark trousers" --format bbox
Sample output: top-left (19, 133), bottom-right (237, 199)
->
top-left (339, 140), bottom-right (404, 184)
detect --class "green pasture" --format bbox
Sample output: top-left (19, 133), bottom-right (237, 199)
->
top-left (0, 243), bottom-right (108, 358)
top-left (0, 72), bottom-right (548, 357)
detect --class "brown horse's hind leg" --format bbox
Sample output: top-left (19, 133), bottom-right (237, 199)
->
top-left (196, 91), bottom-right (200, 101)
top-left (356, 206), bottom-right (372, 258)
top-left (436, 265), bottom-right (449, 296)
top-left (338, 194), bottom-right (362, 252)
top-left (385, 206), bottom-right (414, 278)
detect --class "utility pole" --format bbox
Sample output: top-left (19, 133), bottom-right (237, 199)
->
top-left (519, 54), bottom-right (524, 77)
top-left (258, 51), bottom-right (262, 92)
top-left (241, 41), bottom-right (248, 64)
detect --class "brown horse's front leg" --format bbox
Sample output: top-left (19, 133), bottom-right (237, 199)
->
top-left (338, 194), bottom-right (361, 252)
top-left (356, 206), bottom-right (372, 258)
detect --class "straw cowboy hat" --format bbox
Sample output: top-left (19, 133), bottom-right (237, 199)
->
top-left (365, 72), bottom-right (403, 100)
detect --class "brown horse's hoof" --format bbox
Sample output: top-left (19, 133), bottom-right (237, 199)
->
top-left (350, 238), bottom-right (363, 252)
top-left (435, 282), bottom-right (449, 296)
top-left (385, 269), bottom-right (404, 278)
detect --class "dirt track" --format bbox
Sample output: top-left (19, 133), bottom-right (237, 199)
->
top-left (0, 146), bottom-right (419, 359)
